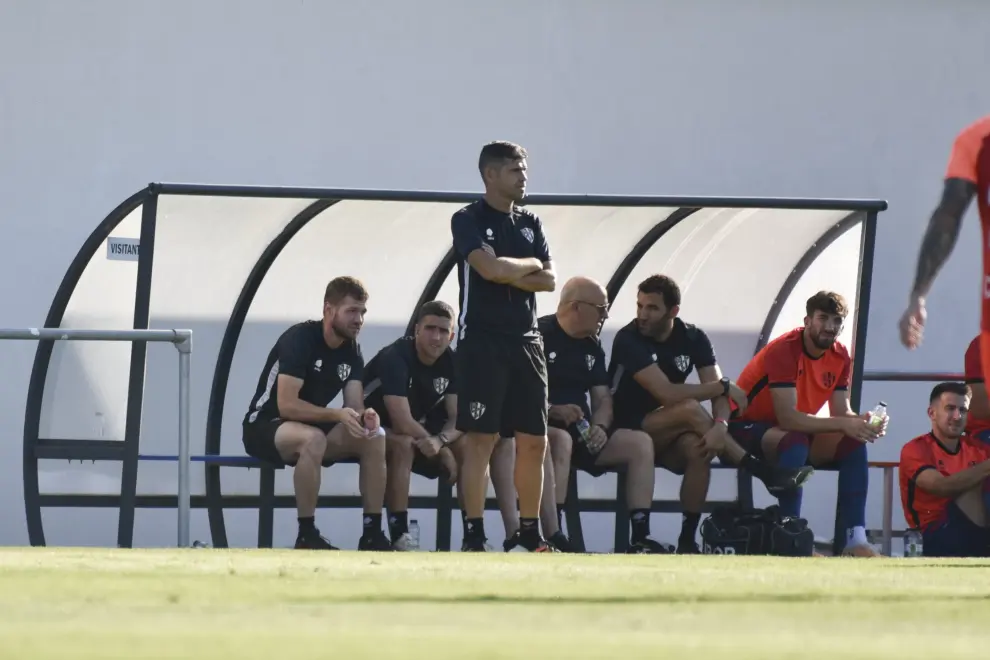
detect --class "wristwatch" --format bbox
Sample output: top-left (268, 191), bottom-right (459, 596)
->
top-left (438, 432), bottom-right (450, 447)
top-left (719, 377), bottom-right (730, 397)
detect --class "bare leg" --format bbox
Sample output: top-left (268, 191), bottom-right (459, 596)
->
top-left (461, 432), bottom-right (499, 519)
top-left (548, 428), bottom-right (572, 507)
top-left (539, 435), bottom-right (560, 535)
top-left (515, 431), bottom-right (547, 519)
top-left (384, 431), bottom-right (415, 515)
top-left (491, 436), bottom-right (519, 535)
top-left (273, 422), bottom-right (329, 517)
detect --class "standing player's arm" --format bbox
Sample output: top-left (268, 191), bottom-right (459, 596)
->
top-left (909, 178), bottom-right (976, 300)
top-left (632, 364), bottom-right (724, 407)
top-left (588, 385), bottom-right (613, 429)
top-left (276, 375), bottom-right (343, 424)
top-left (451, 212), bottom-right (542, 282)
top-left (508, 260), bottom-right (557, 292)
top-left (697, 365), bottom-right (731, 422)
top-left (440, 394), bottom-right (463, 445)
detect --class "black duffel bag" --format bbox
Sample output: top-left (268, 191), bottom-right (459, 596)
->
top-left (700, 504), bottom-right (814, 556)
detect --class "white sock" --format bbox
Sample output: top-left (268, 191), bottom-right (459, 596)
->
top-left (845, 525), bottom-right (868, 547)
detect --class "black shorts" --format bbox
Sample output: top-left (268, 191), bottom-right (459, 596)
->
top-left (552, 422), bottom-right (611, 477)
top-left (923, 501), bottom-right (990, 557)
top-left (411, 449), bottom-right (452, 481)
top-left (242, 419), bottom-right (339, 468)
top-left (455, 334), bottom-right (548, 436)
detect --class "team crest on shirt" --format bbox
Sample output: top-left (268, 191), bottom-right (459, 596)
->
top-left (470, 402), bottom-right (486, 419)
top-left (585, 354), bottom-right (596, 371)
top-left (520, 227), bottom-right (534, 243)
top-left (434, 377), bottom-right (449, 394)
top-left (674, 355), bottom-right (691, 373)
top-left (337, 363), bottom-right (351, 381)
top-left (822, 372), bottom-right (835, 388)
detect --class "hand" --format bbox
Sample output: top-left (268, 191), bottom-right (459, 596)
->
top-left (840, 416), bottom-right (881, 443)
top-left (362, 408), bottom-right (381, 435)
top-left (337, 407), bottom-right (366, 438)
top-left (439, 448), bottom-right (458, 485)
top-left (727, 382), bottom-right (748, 415)
top-left (862, 412), bottom-right (889, 438)
top-left (899, 297), bottom-right (927, 350)
top-left (549, 404), bottom-right (584, 426)
top-left (481, 243), bottom-right (495, 256)
top-left (700, 424), bottom-right (727, 461)
top-left (415, 435), bottom-right (443, 458)
top-left (586, 424), bottom-right (608, 454)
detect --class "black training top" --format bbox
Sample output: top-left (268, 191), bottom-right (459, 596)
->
top-left (362, 336), bottom-right (457, 429)
top-left (451, 199), bottom-right (552, 342)
top-left (243, 320), bottom-right (364, 425)
top-left (607, 318), bottom-right (717, 427)
top-left (538, 314), bottom-right (609, 419)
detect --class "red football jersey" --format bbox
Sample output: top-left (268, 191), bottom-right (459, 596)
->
top-left (899, 432), bottom-right (990, 529)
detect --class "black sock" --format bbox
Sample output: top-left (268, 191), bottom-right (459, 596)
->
top-left (298, 516), bottom-right (316, 534)
top-left (629, 509), bottom-right (651, 542)
top-left (363, 512), bottom-right (382, 536)
top-left (388, 511), bottom-right (408, 540)
top-left (465, 517), bottom-right (485, 540)
top-left (520, 518), bottom-right (539, 535)
top-left (680, 512), bottom-right (701, 542)
top-left (740, 452), bottom-right (769, 478)
top-left (556, 505), bottom-right (565, 532)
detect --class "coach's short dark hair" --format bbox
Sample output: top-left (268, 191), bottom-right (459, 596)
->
top-left (478, 141), bottom-right (527, 177)
top-left (417, 300), bottom-right (455, 323)
top-left (324, 276), bottom-right (368, 306)
top-left (638, 275), bottom-right (681, 309)
top-left (806, 291), bottom-right (848, 319)
top-left (930, 381), bottom-right (971, 404)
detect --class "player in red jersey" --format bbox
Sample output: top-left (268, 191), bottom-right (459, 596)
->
top-left (729, 291), bottom-right (888, 556)
top-left (899, 382), bottom-right (990, 557)
top-left (900, 116), bottom-right (990, 392)
top-left (963, 334), bottom-right (990, 443)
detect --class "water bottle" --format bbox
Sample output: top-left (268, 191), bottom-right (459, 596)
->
top-left (575, 419), bottom-right (591, 443)
top-left (408, 519), bottom-right (421, 551)
top-left (868, 401), bottom-right (887, 429)
top-left (903, 528), bottom-right (923, 557)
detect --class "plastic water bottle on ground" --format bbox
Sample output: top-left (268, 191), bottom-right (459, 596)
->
top-left (903, 528), bottom-right (923, 557)
top-left (868, 401), bottom-right (887, 429)
top-left (408, 519), bottom-right (420, 551)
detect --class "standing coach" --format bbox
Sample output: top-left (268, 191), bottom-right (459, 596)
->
top-left (451, 141), bottom-right (557, 553)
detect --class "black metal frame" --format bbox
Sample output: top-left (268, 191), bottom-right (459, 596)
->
top-left (21, 182), bottom-right (886, 548)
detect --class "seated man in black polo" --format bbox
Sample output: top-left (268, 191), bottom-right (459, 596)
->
top-left (241, 276), bottom-right (390, 551)
top-left (363, 300), bottom-right (461, 550)
top-left (608, 274), bottom-right (813, 553)
top-left (542, 276), bottom-right (670, 553)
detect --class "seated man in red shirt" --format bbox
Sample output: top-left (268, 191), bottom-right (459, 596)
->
top-left (899, 382), bottom-right (990, 557)
top-left (727, 291), bottom-right (887, 557)
top-left (963, 335), bottom-right (990, 444)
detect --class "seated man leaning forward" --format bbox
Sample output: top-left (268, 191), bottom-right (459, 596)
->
top-left (608, 274), bottom-right (811, 554)
top-left (729, 290), bottom-right (886, 557)
top-left (241, 276), bottom-right (390, 551)
top-left (363, 300), bottom-right (462, 551)
top-left (542, 276), bottom-right (670, 553)
top-left (900, 382), bottom-right (990, 557)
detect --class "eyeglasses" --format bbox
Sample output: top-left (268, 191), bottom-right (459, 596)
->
top-left (576, 300), bottom-right (609, 320)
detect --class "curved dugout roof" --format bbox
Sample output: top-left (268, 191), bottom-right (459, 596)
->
top-left (22, 183), bottom-right (886, 547)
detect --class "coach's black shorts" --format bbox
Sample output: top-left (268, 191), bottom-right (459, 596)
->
top-left (242, 419), bottom-right (339, 468)
top-left (550, 421), bottom-right (610, 477)
top-left (455, 334), bottom-right (548, 437)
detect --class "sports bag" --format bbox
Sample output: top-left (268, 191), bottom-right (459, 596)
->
top-left (700, 504), bottom-right (814, 556)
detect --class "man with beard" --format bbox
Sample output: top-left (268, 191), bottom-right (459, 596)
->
top-left (241, 276), bottom-right (390, 551)
top-left (899, 382), bottom-right (990, 557)
top-left (730, 291), bottom-right (887, 557)
top-left (451, 140), bottom-right (556, 553)
top-left (363, 300), bottom-right (461, 550)
top-left (609, 275), bottom-right (812, 553)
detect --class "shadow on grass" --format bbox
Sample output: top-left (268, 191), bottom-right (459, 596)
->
top-left (286, 593), bottom-right (990, 605)
top-left (892, 563), bottom-right (990, 569)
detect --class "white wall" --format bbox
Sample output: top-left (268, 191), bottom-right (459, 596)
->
top-left (2, 0), bottom-right (988, 548)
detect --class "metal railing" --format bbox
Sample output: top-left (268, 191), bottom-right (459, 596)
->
top-left (859, 369), bottom-right (965, 556)
top-left (2, 328), bottom-right (193, 547)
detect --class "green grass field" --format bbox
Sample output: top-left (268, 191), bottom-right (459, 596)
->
top-left (0, 549), bottom-right (986, 659)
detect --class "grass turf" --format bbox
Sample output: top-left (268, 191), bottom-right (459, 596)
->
top-left (0, 549), bottom-right (986, 658)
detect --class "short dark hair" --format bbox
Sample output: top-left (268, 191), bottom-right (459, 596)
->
top-left (478, 141), bottom-right (527, 177)
top-left (638, 274), bottom-right (681, 309)
top-left (324, 276), bottom-right (368, 306)
top-left (806, 291), bottom-right (848, 318)
top-left (417, 300), bottom-right (455, 323)
top-left (930, 381), bottom-right (971, 404)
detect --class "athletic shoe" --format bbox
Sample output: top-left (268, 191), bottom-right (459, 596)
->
top-left (547, 531), bottom-right (577, 553)
top-left (760, 465), bottom-right (815, 494)
top-left (357, 531), bottom-right (394, 551)
top-left (626, 537), bottom-right (673, 554)
top-left (294, 528), bottom-right (339, 550)
top-left (391, 532), bottom-right (415, 551)
top-left (842, 543), bottom-right (883, 558)
top-left (461, 536), bottom-right (491, 552)
top-left (504, 530), bottom-right (556, 553)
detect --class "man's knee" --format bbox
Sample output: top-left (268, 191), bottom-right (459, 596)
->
top-left (548, 427), bottom-right (572, 460)
top-left (359, 430), bottom-right (386, 461)
top-left (834, 435), bottom-right (867, 462)
top-left (386, 432), bottom-right (415, 466)
top-left (277, 424), bottom-right (327, 463)
top-left (516, 432), bottom-right (548, 459)
top-left (678, 433), bottom-right (712, 465)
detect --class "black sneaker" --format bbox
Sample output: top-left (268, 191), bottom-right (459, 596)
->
top-left (547, 531), bottom-right (577, 553)
top-left (626, 537), bottom-right (673, 554)
top-left (504, 530), bottom-right (556, 553)
top-left (676, 539), bottom-right (701, 554)
top-left (461, 536), bottom-right (491, 552)
top-left (357, 531), bottom-right (393, 551)
top-left (294, 527), bottom-right (339, 550)
top-left (760, 465), bottom-right (815, 494)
